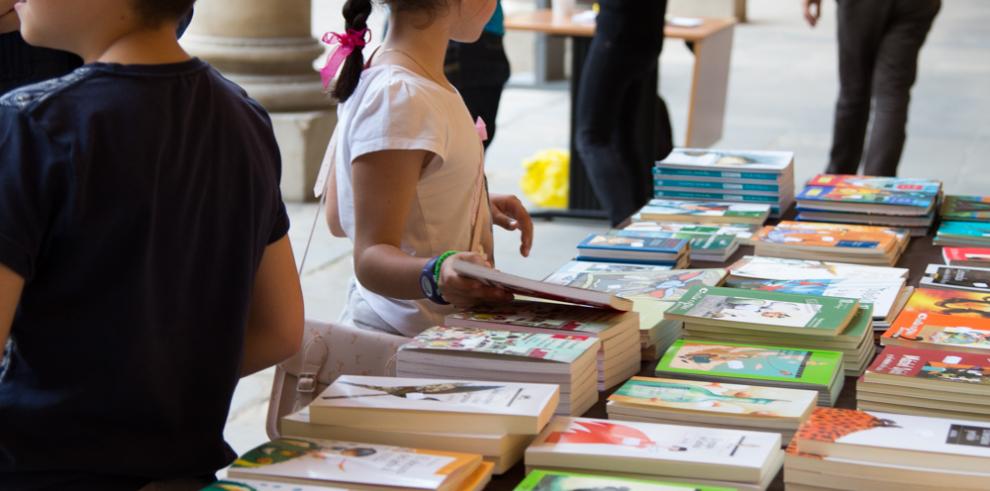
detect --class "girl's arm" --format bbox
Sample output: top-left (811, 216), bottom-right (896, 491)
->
top-left (351, 149), bottom-right (511, 307)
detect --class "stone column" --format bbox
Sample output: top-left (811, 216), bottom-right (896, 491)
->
top-left (182, 0), bottom-right (335, 201)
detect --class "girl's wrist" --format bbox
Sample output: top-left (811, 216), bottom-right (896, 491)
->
top-left (433, 250), bottom-right (459, 285)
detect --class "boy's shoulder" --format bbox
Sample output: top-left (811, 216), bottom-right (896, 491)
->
top-left (0, 66), bottom-right (98, 113)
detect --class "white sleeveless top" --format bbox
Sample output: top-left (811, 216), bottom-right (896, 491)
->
top-left (327, 64), bottom-right (494, 336)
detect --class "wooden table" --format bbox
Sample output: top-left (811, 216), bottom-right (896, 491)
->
top-left (506, 11), bottom-right (736, 218)
top-left (484, 220), bottom-right (946, 491)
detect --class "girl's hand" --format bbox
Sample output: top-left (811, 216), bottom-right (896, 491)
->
top-left (490, 194), bottom-right (534, 257)
top-left (437, 252), bottom-right (513, 308)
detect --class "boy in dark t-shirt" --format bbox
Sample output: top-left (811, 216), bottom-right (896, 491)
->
top-left (0, 0), bottom-right (304, 489)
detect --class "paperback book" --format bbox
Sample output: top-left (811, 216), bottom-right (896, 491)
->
top-left (576, 233), bottom-right (688, 265)
top-left (935, 221), bottom-right (990, 247)
top-left (400, 326), bottom-right (598, 365)
top-left (921, 264), bottom-right (990, 293)
top-left (882, 288), bottom-right (990, 354)
top-left (636, 199), bottom-right (770, 225)
top-left (656, 148), bottom-right (795, 173)
top-left (514, 469), bottom-right (735, 491)
top-left (444, 299), bottom-right (636, 337)
top-left (940, 195), bottom-right (990, 221)
top-left (805, 174), bottom-right (941, 194)
top-left (624, 221), bottom-right (759, 245)
top-left (944, 247), bottom-right (990, 267)
top-left (653, 178), bottom-right (782, 193)
top-left (864, 345), bottom-right (990, 394)
top-left (604, 229), bottom-right (737, 262)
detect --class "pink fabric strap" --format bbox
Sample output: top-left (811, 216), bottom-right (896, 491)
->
top-left (320, 28), bottom-right (371, 90)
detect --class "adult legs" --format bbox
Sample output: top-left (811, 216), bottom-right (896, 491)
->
top-left (445, 32), bottom-right (511, 150)
top-left (862, 0), bottom-right (941, 176)
top-left (827, 0), bottom-right (892, 174)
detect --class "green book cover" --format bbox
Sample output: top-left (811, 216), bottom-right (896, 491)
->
top-left (655, 339), bottom-right (843, 387)
top-left (402, 326), bottom-right (598, 363)
top-left (654, 178), bottom-right (781, 192)
top-left (515, 469), bottom-right (734, 491)
top-left (940, 195), bottom-right (990, 221)
top-left (664, 286), bottom-right (858, 335)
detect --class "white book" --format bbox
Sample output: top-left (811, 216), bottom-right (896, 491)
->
top-left (210, 479), bottom-right (346, 491)
top-left (728, 255), bottom-right (908, 281)
top-left (308, 375), bottom-right (558, 435)
top-left (525, 416), bottom-right (782, 484)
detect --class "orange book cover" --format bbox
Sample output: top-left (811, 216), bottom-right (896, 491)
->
top-left (755, 223), bottom-right (897, 251)
top-left (882, 288), bottom-right (990, 352)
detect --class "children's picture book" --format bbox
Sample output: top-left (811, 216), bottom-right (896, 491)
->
top-left (401, 326), bottom-right (599, 364)
top-left (728, 255), bottom-right (909, 281)
top-left (664, 286), bottom-right (858, 334)
top-left (657, 148), bottom-right (794, 172)
top-left (576, 233), bottom-right (687, 263)
top-left (449, 260), bottom-right (633, 311)
top-left (227, 437), bottom-right (482, 490)
top-left (941, 195), bottom-right (990, 221)
top-left (943, 247), bottom-right (990, 267)
top-left (882, 288), bottom-right (990, 354)
top-left (723, 277), bottom-right (904, 321)
top-left (754, 223), bottom-right (897, 252)
top-left (513, 469), bottom-right (734, 491)
top-left (866, 346), bottom-right (990, 387)
top-left (798, 185), bottom-right (935, 210)
top-left (624, 221), bottom-right (759, 243)
top-left (205, 480), bottom-right (346, 491)
top-left (608, 376), bottom-right (817, 418)
top-left (544, 265), bottom-right (728, 303)
top-left (637, 199), bottom-right (771, 224)
top-left (655, 339), bottom-right (843, 386)
top-left (606, 229), bottom-right (736, 258)
top-left (445, 300), bottom-right (633, 337)
top-left (805, 174), bottom-right (942, 194)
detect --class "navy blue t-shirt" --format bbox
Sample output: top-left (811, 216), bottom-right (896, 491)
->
top-left (0, 59), bottom-right (289, 489)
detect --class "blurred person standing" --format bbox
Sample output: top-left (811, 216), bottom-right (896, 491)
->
top-left (805, 0), bottom-right (941, 176)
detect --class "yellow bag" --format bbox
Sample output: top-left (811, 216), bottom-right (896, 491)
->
top-left (520, 149), bottom-right (569, 209)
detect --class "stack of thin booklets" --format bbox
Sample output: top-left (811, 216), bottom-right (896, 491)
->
top-left (605, 227), bottom-right (737, 262)
top-left (606, 376), bottom-right (817, 445)
top-left (655, 339), bottom-right (845, 407)
top-left (941, 194), bottom-right (990, 222)
top-left (753, 220), bottom-right (909, 266)
top-left (796, 174), bottom-right (941, 235)
top-left (635, 198), bottom-right (771, 225)
top-left (943, 246), bottom-right (990, 267)
top-left (444, 299), bottom-right (641, 390)
top-left (575, 232), bottom-right (691, 267)
top-left (725, 255), bottom-right (912, 331)
top-left (525, 416), bottom-right (784, 491)
top-left (921, 263), bottom-right (990, 293)
top-left (625, 220), bottom-right (760, 246)
top-left (664, 285), bottom-right (869, 376)
top-left (226, 436), bottom-right (493, 490)
top-left (543, 262), bottom-right (728, 360)
top-left (396, 326), bottom-right (600, 416)
top-left (857, 346), bottom-right (990, 421)
top-left (514, 469), bottom-right (734, 491)
top-left (881, 287), bottom-right (990, 354)
top-left (935, 221), bottom-right (990, 247)
top-left (785, 408), bottom-right (990, 491)
top-left (207, 479), bottom-right (345, 491)
top-left (653, 148), bottom-right (795, 218)
top-left (288, 375), bottom-right (558, 474)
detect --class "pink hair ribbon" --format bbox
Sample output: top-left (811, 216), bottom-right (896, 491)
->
top-left (319, 28), bottom-right (371, 90)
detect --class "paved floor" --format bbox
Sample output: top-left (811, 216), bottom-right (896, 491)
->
top-left (223, 0), bottom-right (990, 461)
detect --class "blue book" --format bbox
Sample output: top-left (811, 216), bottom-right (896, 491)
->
top-left (576, 233), bottom-right (687, 264)
top-left (937, 221), bottom-right (990, 239)
top-left (653, 178), bottom-right (782, 193)
top-left (797, 186), bottom-right (934, 208)
top-left (654, 190), bottom-right (784, 204)
top-left (656, 148), bottom-right (794, 172)
top-left (653, 167), bottom-right (782, 181)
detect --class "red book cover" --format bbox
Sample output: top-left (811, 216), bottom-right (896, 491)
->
top-left (943, 247), bottom-right (990, 265)
top-left (867, 346), bottom-right (990, 385)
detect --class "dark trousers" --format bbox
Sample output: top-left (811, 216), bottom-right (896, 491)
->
top-left (575, 1), bottom-right (672, 226)
top-left (445, 32), bottom-right (511, 150)
top-left (828, 0), bottom-right (940, 177)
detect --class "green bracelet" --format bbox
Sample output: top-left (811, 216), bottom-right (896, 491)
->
top-left (433, 250), bottom-right (459, 284)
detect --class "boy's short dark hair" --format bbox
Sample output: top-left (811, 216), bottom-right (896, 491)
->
top-left (133, 0), bottom-right (196, 25)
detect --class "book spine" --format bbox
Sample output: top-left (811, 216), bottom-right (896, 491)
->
top-left (653, 167), bottom-right (781, 180)
top-left (654, 190), bottom-right (783, 204)
top-left (654, 179), bottom-right (781, 192)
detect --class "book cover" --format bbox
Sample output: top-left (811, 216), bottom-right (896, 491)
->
top-left (883, 288), bottom-right (990, 352)
top-left (754, 223), bottom-right (897, 251)
top-left (608, 376), bottom-right (817, 417)
top-left (923, 264), bottom-right (990, 292)
top-left (514, 469), bottom-right (733, 491)
top-left (402, 326), bottom-right (599, 364)
top-left (657, 148), bottom-right (794, 172)
top-left (446, 300), bottom-right (627, 336)
top-left (639, 199), bottom-right (771, 221)
top-left (205, 480), bottom-right (346, 491)
top-left (543, 266), bottom-right (727, 303)
top-left (723, 277), bottom-right (903, 320)
top-left (867, 346), bottom-right (990, 386)
top-left (654, 178), bottom-right (782, 193)
top-left (655, 190), bottom-right (783, 204)
top-left (944, 247), bottom-right (990, 266)
top-left (941, 195), bottom-right (990, 221)
top-left (665, 286), bottom-right (858, 333)
top-left (938, 221), bottom-right (990, 239)
top-left (655, 339), bottom-right (842, 386)
top-left (311, 375), bottom-right (558, 417)
top-left (728, 255), bottom-right (908, 281)
top-left (799, 185), bottom-right (935, 208)
top-left (228, 438), bottom-right (478, 489)
top-left (577, 233), bottom-right (688, 255)
top-left (625, 222), bottom-right (759, 243)
top-left (653, 167), bottom-right (783, 181)
top-left (607, 229), bottom-right (736, 254)
top-left (806, 175), bottom-right (941, 194)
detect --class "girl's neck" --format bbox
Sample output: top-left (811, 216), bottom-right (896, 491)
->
top-left (379, 10), bottom-right (451, 86)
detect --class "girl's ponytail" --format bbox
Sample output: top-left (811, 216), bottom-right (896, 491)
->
top-left (332, 0), bottom-right (373, 102)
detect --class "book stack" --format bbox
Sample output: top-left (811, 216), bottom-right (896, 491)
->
top-left (881, 287), bottom-right (990, 355)
top-left (515, 469), bottom-right (733, 491)
top-left (655, 339), bottom-right (845, 406)
top-left (575, 232), bottom-right (691, 268)
top-left (635, 199), bottom-right (771, 225)
top-left (206, 480), bottom-right (346, 491)
top-left (525, 416), bottom-right (784, 491)
top-left (857, 346), bottom-right (990, 421)
top-left (944, 247), bottom-right (990, 267)
top-left (444, 299), bottom-right (641, 390)
top-left (935, 221), bottom-right (990, 247)
top-left (941, 195), bottom-right (990, 222)
top-left (664, 285), bottom-right (871, 376)
top-left (625, 220), bottom-right (760, 246)
top-left (922, 263), bottom-right (990, 293)
top-left (785, 408), bottom-right (990, 491)
top-left (600, 228), bottom-right (736, 263)
top-left (543, 263), bottom-right (728, 361)
top-left (725, 255), bottom-right (911, 330)
top-left (396, 326), bottom-right (600, 416)
top-left (753, 220), bottom-right (909, 266)
top-left (653, 148), bottom-right (795, 218)
top-left (293, 375), bottom-right (558, 474)
top-left (796, 174), bottom-right (941, 235)
top-left (227, 437), bottom-right (493, 490)
top-left (606, 376), bottom-right (817, 445)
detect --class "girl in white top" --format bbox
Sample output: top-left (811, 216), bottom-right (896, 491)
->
top-left (324, 0), bottom-right (533, 337)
